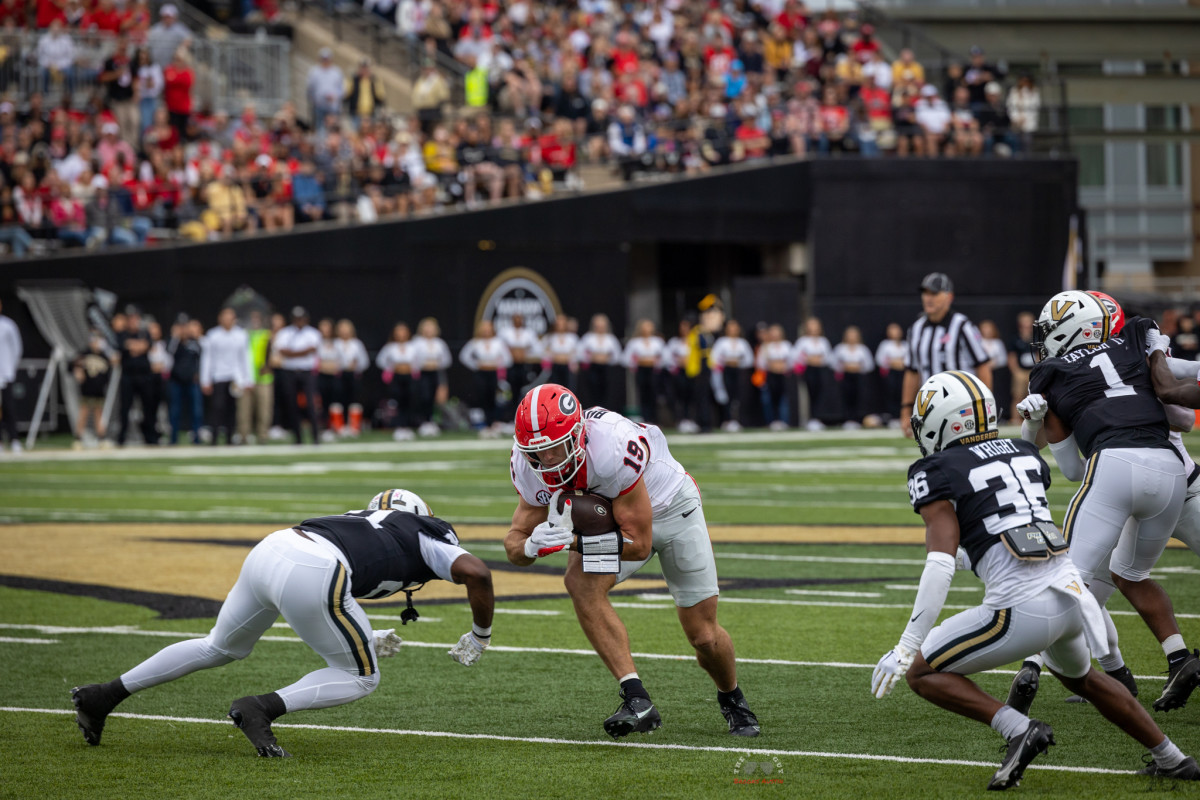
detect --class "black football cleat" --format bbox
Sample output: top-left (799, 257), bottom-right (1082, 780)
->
top-left (1066, 665), bottom-right (1138, 704)
top-left (1005, 661), bottom-right (1041, 717)
top-left (228, 696), bottom-right (291, 757)
top-left (1153, 651), bottom-right (1200, 712)
top-left (1137, 755), bottom-right (1200, 780)
top-left (603, 694), bottom-right (662, 739)
top-left (71, 684), bottom-right (120, 746)
top-left (720, 695), bottom-right (761, 737)
top-left (987, 719), bottom-right (1054, 791)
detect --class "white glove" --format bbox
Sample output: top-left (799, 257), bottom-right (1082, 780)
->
top-left (1146, 329), bottom-right (1170, 356)
top-left (448, 631), bottom-right (489, 666)
top-left (871, 645), bottom-right (915, 699)
top-left (373, 628), bottom-right (403, 658)
top-left (524, 498), bottom-right (575, 558)
top-left (1016, 393), bottom-right (1047, 422)
top-left (954, 546), bottom-right (972, 572)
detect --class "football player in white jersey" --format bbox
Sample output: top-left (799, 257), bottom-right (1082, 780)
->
top-left (504, 383), bottom-right (760, 739)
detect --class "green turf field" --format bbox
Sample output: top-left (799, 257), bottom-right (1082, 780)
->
top-left (3, 429), bottom-right (1200, 798)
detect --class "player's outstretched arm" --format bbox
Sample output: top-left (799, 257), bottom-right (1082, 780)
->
top-left (612, 479), bottom-right (654, 561)
top-left (505, 496), bottom-right (550, 567)
top-left (450, 553), bottom-right (495, 632)
top-left (1150, 351), bottom-right (1200, 409)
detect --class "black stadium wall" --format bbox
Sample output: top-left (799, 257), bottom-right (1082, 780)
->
top-left (3, 158), bottom-right (1076, 409)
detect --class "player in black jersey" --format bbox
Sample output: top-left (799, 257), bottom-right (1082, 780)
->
top-left (1006, 290), bottom-right (1200, 715)
top-left (70, 489), bottom-right (495, 758)
top-left (872, 370), bottom-right (1200, 789)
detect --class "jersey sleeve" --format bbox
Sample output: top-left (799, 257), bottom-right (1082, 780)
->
top-left (958, 319), bottom-right (990, 368)
top-left (585, 414), bottom-right (645, 498)
top-left (510, 447), bottom-right (551, 506)
top-left (1027, 361), bottom-right (1053, 396)
top-left (418, 534), bottom-right (469, 583)
top-left (1124, 316), bottom-right (1156, 354)
top-left (906, 455), bottom-right (956, 513)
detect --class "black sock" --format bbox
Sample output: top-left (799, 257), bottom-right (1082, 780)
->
top-left (258, 692), bottom-right (287, 721)
top-left (717, 685), bottom-right (744, 707)
top-left (620, 678), bottom-right (650, 702)
top-left (1168, 649), bottom-right (1190, 669)
top-left (103, 678), bottom-right (131, 703)
top-left (1021, 660), bottom-right (1042, 675)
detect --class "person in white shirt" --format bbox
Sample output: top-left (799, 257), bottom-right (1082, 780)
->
top-left (499, 313), bottom-right (542, 395)
top-left (875, 322), bottom-right (908, 425)
top-left (914, 84), bottom-right (951, 156)
top-left (0, 297), bottom-right (24, 452)
top-left (1006, 74), bottom-right (1041, 150)
top-left (376, 322), bottom-right (420, 436)
top-left (622, 319), bottom-right (666, 424)
top-left (38, 19), bottom-right (77, 95)
top-left (541, 315), bottom-right (579, 390)
top-left (306, 48), bottom-right (345, 134)
top-left (413, 317), bottom-right (452, 435)
top-left (791, 317), bottom-right (834, 430)
top-left (199, 308), bottom-right (251, 445)
top-left (978, 319), bottom-right (1010, 425)
top-left (273, 306), bottom-right (323, 445)
top-left (335, 319), bottom-right (370, 436)
top-left (576, 313), bottom-right (623, 408)
top-left (831, 325), bottom-right (874, 429)
top-left (755, 323), bottom-right (792, 431)
top-left (711, 319), bottom-right (755, 432)
top-left (664, 318), bottom-right (694, 430)
top-left (459, 319), bottom-right (512, 432)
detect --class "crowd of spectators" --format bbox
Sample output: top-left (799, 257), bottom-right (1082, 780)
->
top-left (78, 296), bottom-right (1200, 449)
top-left (0, 0), bottom-right (1047, 258)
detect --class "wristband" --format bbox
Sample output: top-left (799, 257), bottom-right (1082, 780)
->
top-left (582, 554), bottom-right (621, 574)
top-left (900, 402), bottom-right (914, 410)
top-left (576, 531), bottom-right (622, 555)
top-left (472, 622), bottom-right (492, 640)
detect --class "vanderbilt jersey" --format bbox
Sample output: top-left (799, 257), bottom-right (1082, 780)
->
top-left (298, 510), bottom-right (468, 600)
top-left (511, 407), bottom-right (688, 516)
top-left (1029, 316), bottom-right (1169, 459)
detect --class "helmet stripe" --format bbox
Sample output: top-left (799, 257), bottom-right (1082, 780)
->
top-left (948, 371), bottom-right (987, 431)
top-left (1099, 298), bottom-right (1111, 341)
top-left (529, 385), bottom-right (543, 430)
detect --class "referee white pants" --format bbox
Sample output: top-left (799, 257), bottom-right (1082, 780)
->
top-left (120, 530), bottom-right (380, 712)
top-left (1063, 448), bottom-right (1185, 592)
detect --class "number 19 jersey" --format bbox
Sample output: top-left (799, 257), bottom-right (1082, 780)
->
top-left (1029, 316), bottom-right (1169, 459)
top-left (511, 407), bottom-right (688, 516)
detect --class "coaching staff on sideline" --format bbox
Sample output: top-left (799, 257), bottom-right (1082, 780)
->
top-left (274, 307), bottom-right (323, 445)
top-left (900, 273), bottom-right (992, 438)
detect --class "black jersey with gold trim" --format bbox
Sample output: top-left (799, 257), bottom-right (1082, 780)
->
top-left (907, 438), bottom-right (1052, 570)
top-left (1029, 316), bottom-right (1169, 459)
top-left (298, 510), bottom-right (460, 599)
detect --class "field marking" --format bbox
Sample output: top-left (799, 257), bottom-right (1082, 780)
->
top-left (0, 636), bottom-right (59, 644)
top-left (488, 608), bottom-right (562, 616)
top-left (0, 706), bottom-right (1135, 776)
top-left (885, 584), bottom-right (981, 592)
top-left (611, 602), bottom-right (673, 609)
top-left (715, 553), bottom-right (927, 566)
top-left (784, 589), bottom-right (882, 598)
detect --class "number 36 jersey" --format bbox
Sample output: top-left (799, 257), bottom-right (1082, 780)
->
top-left (907, 438), bottom-right (1069, 608)
top-left (1029, 316), bottom-right (1169, 459)
top-left (511, 407), bottom-right (688, 516)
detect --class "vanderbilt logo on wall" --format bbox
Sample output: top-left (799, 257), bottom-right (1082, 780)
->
top-left (475, 267), bottom-right (563, 338)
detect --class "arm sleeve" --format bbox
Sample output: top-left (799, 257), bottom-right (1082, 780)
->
top-left (1163, 402), bottom-right (1195, 432)
top-left (375, 344), bottom-right (393, 371)
top-left (1166, 356), bottom-right (1200, 382)
top-left (898, 551), bottom-right (956, 652)
top-left (1049, 434), bottom-right (1086, 482)
top-left (459, 341), bottom-right (477, 370)
top-left (1020, 418), bottom-right (1043, 445)
top-left (198, 334), bottom-right (212, 386)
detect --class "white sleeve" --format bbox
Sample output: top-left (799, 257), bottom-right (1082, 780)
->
top-left (238, 330), bottom-right (253, 386)
top-left (510, 448), bottom-right (549, 506)
top-left (739, 340), bottom-right (754, 367)
top-left (418, 535), bottom-right (470, 583)
top-left (437, 340), bottom-right (452, 370)
top-left (1164, 402), bottom-right (1195, 433)
top-left (621, 340), bottom-right (637, 368)
top-left (459, 341), bottom-right (478, 370)
top-left (375, 344), bottom-right (394, 371)
top-left (1049, 435), bottom-right (1086, 482)
top-left (199, 333), bottom-right (212, 387)
top-left (353, 340), bottom-right (370, 372)
top-left (898, 551), bottom-right (956, 652)
top-left (1166, 356), bottom-right (1200, 382)
top-left (498, 342), bottom-right (512, 369)
top-left (860, 344), bottom-right (875, 371)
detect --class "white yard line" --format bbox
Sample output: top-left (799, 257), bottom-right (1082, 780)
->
top-left (0, 706), bottom-right (1134, 775)
top-left (0, 636), bottom-right (59, 644)
top-left (784, 589), bottom-right (883, 598)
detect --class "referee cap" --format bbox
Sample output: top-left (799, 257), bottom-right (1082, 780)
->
top-left (919, 272), bottom-right (954, 294)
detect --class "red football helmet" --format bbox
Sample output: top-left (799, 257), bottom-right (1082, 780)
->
top-left (514, 384), bottom-right (585, 489)
top-left (1087, 290), bottom-right (1124, 336)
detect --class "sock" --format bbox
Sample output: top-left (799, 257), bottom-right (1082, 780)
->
top-left (717, 685), bottom-right (744, 707)
top-left (990, 706), bottom-right (1031, 741)
top-left (620, 677), bottom-right (650, 702)
top-left (1098, 651), bottom-right (1126, 673)
top-left (258, 691), bottom-right (287, 721)
top-left (1020, 658), bottom-right (1042, 675)
top-left (1151, 737), bottom-right (1186, 769)
top-left (104, 677), bottom-right (131, 703)
top-left (1162, 634), bottom-right (1188, 667)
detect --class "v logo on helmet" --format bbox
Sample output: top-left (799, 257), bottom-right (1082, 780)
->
top-left (1050, 300), bottom-right (1075, 321)
top-left (916, 389), bottom-right (936, 417)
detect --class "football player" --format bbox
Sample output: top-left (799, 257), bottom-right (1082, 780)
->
top-left (504, 383), bottom-right (760, 738)
top-left (873, 370), bottom-right (1199, 789)
top-left (71, 489), bottom-right (495, 757)
top-left (1008, 293), bottom-right (1200, 711)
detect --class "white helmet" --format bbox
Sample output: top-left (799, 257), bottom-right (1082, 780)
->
top-left (368, 488), bottom-right (432, 516)
top-left (1033, 290), bottom-right (1112, 362)
top-left (911, 371), bottom-right (999, 456)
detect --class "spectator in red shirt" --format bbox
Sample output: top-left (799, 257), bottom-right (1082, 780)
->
top-left (704, 38), bottom-right (736, 82)
top-left (0, 0), bottom-right (27, 27)
top-left (610, 30), bottom-right (639, 76)
top-left (775, 0), bottom-right (809, 34)
top-left (81, 0), bottom-right (122, 34)
top-left (36, 0), bottom-right (65, 28)
top-left (732, 104), bottom-right (768, 162)
top-left (143, 105), bottom-right (179, 152)
top-left (162, 45), bottom-right (193, 139)
top-left (857, 72), bottom-right (892, 148)
top-left (536, 117), bottom-right (576, 182)
top-left (121, 0), bottom-right (152, 39)
top-left (851, 23), bottom-right (880, 64)
top-left (817, 84), bottom-right (850, 154)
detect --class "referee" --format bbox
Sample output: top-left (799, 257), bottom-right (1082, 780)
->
top-left (900, 273), bottom-right (992, 438)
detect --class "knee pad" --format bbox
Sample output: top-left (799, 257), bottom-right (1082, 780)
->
top-left (199, 637), bottom-right (243, 665)
top-left (356, 670), bottom-right (380, 697)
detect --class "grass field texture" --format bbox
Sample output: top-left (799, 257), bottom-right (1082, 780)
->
top-left (4, 429), bottom-right (1200, 799)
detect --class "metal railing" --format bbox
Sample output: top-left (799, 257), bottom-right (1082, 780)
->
top-left (0, 28), bottom-right (290, 114)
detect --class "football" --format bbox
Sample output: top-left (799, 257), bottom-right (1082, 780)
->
top-left (555, 490), bottom-right (615, 536)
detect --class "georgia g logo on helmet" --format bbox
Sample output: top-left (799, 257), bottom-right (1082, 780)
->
top-left (515, 384), bottom-right (587, 489)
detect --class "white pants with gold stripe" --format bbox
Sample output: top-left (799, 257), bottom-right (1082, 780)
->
top-left (121, 529), bottom-right (379, 712)
top-left (920, 589), bottom-right (1093, 680)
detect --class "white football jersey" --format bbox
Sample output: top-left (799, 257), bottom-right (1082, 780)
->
top-left (510, 407), bottom-right (688, 516)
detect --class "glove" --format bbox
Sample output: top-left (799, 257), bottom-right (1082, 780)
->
top-left (954, 546), bottom-right (972, 572)
top-left (871, 645), bottom-right (915, 699)
top-left (448, 631), bottom-right (489, 666)
top-left (525, 499), bottom-right (575, 559)
top-left (1146, 329), bottom-right (1170, 356)
top-left (1016, 393), bottom-right (1047, 422)
top-left (374, 628), bottom-right (403, 658)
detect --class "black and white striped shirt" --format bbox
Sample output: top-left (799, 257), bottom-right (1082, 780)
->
top-left (905, 311), bottom-right (989, 381)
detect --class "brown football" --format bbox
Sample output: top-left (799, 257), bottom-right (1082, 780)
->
top-left (555, 490), bottom-right (616, 536)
